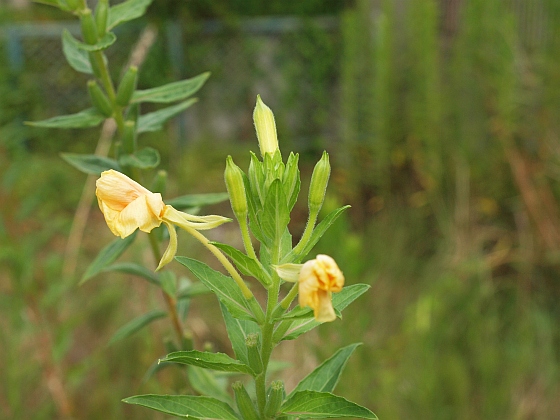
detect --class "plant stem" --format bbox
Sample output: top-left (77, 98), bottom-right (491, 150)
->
top-left (290, 210), bottom-right (318, 258)
top-left (239, 217), bottom-right (257, 260)
top-left (148, 233), bottom-right (185, 347)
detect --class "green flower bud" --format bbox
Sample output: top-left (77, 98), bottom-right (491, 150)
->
top-left (225, 156), bottom-right (248, 220)
top-left (80, 8), bottom-right (98, 45)
top-left (265, 380), bottom-right (285, 418)
top-left (253, 95), bottom-right (279, 157)
top-left (151, 170), bottom-right (168, 195)
top-left (116, 66), bottom-right (138, 107)
top-left (121, 120), bottom-right (136, 154)
top-left (94, 0), bottom-right (109, 36)
top-left (87, 80), bottom-right (113, 117)
top-left (308, 151), bottom-right (331, 214)
top-left (245, 333), bottom-right (263, 375)
top-left (232, 382), bottom-right (259, 420)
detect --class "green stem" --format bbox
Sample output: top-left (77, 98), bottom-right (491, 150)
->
top-left (239, 217), bottom-right (257, 260)
top-left (181, 224), bottom-right (265, 324)
top-left (272, 282), bottom-right (299, 319)
top-left (291, 210), bottom-right (318, 258)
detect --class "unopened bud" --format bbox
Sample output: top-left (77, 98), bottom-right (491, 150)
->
top-left (265, 380), bottom-right (284, 418)
top-left (94, 0), bottom-right (109, 36)
top-left (308, 151), bottom-right (330, 213)
top-left (225, 156), bottom-right (248, 220)
top-left (80, 9), bottom-right (98, 45)
top-left (253, 95), bottom-right (279, 157)
top-left (87, 80), bottom-right (113, 117)
top-left (232, 382), bottom-right (259, 420)
top-left (245, 333), bottom-right (263, 375)
top-left (116, 66), bottom-right (138, 107)
top-left (121, 120), bottom-right (136, 154)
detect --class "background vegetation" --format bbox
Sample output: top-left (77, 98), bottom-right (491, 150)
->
top-left (1, 0), bottom-right (560, 418)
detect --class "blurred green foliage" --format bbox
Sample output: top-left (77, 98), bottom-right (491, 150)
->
top-left (2, 0), bottom-right (560, 418)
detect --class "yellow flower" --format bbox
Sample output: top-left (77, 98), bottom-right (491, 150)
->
top-left (96, 170), bottom-right (230, 269)
top-left (275, 254), bottom-right (344, 322)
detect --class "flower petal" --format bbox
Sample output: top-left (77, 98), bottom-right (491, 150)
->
top-left (96, 170), bottom-right (152, 211)
top-left (116, 194), bottom-right (163, 237)
top-left (314, 290), bottom-right (336, 322)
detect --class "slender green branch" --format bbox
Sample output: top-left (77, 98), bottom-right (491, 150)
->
top-left (291, 210), bottom-right (318, 257)
top-left (239, 217), bottom-right (257, 260)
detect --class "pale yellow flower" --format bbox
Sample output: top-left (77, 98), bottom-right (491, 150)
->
top-left (96, 170), bottom-right (230, 269)
top-left (275, 254), bottom-right (344, 322)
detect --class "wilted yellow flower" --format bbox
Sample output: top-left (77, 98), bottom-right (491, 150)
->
top-left (96, 170), bottom-right (230, 269)
top-left (299, 255), bottom-right (344, 322)
top-left (275, 254), bottom-right (344, 322)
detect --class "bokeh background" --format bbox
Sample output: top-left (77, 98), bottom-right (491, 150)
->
top-left (2, 0), bottom-right (560, 418)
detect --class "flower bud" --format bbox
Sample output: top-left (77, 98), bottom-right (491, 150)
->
top-left (232, 382), bottom-right (259, 420)
top-left (225, 156), bottom-right (248, 220)
top-left (116, 66), bottom-right (138, 107)
top-left (308, 151), bottom-right (331, 214)
top-left (120, 120), bottom-right (136, 154)
top-left (94, 0), bottom-right (109, 36)
top-left (80, 8), bottom-right (98, 45)
top-left (87, 80), bottom-right (113, 117)
top-left (245, 333), bottom-right (263, 375)
top-left (265, 380), bottom-right (285, 418)
top-left (253, 95), bottom-right (279, 157)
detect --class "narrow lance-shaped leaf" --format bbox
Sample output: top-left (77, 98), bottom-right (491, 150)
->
top-left (188, 366), bottom-right (232, 404)
top-left (137, 99), bottom-right (197, 133)
top-left (219, 302), bottom-right (260, 366)
top-left (132, 72), bottom-right (210, 103)
top-left (118, 147), bottom-right (160, 169)
top-left (108, 310), bottom-right (167, 346)
top-left (80, 232), bottom-right (137, 284)
top-left (123, 394), bottom-right (241, 420)
top-left (290, 343), bottom-right (361, 395)
top-left (279, 391), bottom-right (377, 419)
top-left (160, 350), bottom-right (254, 375)
top-left (103, 262), bottom-right (160, 286)
top-left (62, 29), bottom-right (93, 74)
top-left (108, 0), bottom-right (153, 30)
top-left (63, 29), bottom-right (117, 52)
top-left (26, 108), bottom-right (106, 129)
top-left (260, 179), bottom-right (290, 246)
top-left (175, 257), bottom-right (255, 321)
top-left (279, 284), bottom-right (370, 341)
top-left (211, 242), bottom-right (272, 286)
top-left (61, 153), bottom-right (121, 175)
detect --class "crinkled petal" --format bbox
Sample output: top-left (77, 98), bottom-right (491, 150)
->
top-left (157, 221), bottom-right (178, 271)
top-left (314, 290), bottom-right (336, 323)
top-left (116, 195), bottom-right (162, 237)
top-left (316, 254), bottom-right (345, 292)
top-left (99, 199), bottom-right (123, 237)
top-left (96, 170), bottom-right (152, 211)
top-left (298, 260), bottom-right (320, 309)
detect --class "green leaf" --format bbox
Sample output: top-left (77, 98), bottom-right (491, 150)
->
top-left (219, 303), bottom-right (259, 366)
top-left (260, 179), bottom-right (290, 246)
top-left (33, 0), bottom-right (68, 9)
top-left (123, 394), bottom-right (241, 420)
top-left (175, 257), bottom-right (255, 321)
top-left (118, 147), bottom-right (160, 169)
top-left (137, 99), bottom-right (197, 133)
top-left (80, 233), bottom-right (137, 284)
top-left (62, 29), bottom-right (92, 74)
top-left (211, 242), bottom-right (271, 286)
top-left (63, 29), bottom-right (117, 52)
top-left (177, 282), bottom-right (210, 299)
top-left (26, 108), bottom-right (105, 129)
top-left (166, 192), bottom-right (229, 209)
top-left (103, 262), bottom-right (160, 286)
top-left (108, 0), bottom-right (153, 30)
top-left (283, 152), bottom-right (301, 211)
top-left (108, 310), bottom-right (167, 346)
top-left (61, 153), bottom-right (120, 175)
top-left (283, 205), bottom-right (351, 264)
top-left (279, 284), bottom-right (370, 341)
top-left (188, 366), bottom-right (232, 404)
top-left (132, 72), bottom-right (210, 103)
top-left (159, 271), bottom-right (177, 298)
top-left (160, 350), bottom-right (254, 375)
top-left (279, 391), bottom-right (376, 419)
top-left (290, 343), bottom-right (361, 395)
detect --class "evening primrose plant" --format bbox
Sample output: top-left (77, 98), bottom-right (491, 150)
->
top-left (29, 0), bottom-right (375, 417)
